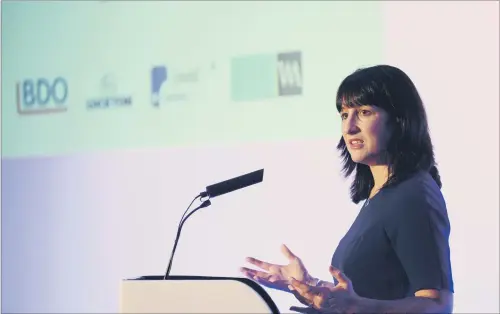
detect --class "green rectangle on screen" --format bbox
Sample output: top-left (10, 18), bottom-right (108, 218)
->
top-left (230, 54), bottom-right (277, 101)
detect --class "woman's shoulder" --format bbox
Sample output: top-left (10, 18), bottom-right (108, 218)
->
top-left (382, 171), bottom-right (447, 213)
top-left (379, 171), bottom-right (451, 235)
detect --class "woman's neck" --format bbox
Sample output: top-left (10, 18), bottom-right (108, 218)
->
top-left (369, 165), bottom-right (389, 198)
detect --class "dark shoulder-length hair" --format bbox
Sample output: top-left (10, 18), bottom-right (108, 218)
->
top-left (336, 65), bottom-right (441, 204)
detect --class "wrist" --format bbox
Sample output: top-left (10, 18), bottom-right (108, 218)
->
top-left (305, 275), bottom-right (321, 286)
top-left (305, 275), bottom-right (316, 286)
top-left (350, 294), bottom-right (367, 312)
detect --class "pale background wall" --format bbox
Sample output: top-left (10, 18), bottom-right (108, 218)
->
top-left (382, 2), bottom-right (499, 311)
top-left (1, 1), bottom-right (498, 313)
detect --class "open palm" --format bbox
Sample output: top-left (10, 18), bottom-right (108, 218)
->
top-left (240, 244), bottom-right (312, 292)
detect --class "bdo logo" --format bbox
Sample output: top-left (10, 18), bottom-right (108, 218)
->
top-left (16, 77), bottom-right (69, 115)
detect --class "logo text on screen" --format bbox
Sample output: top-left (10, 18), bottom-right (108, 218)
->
top-left (16, 77), bottom-right (68, 115)
top-left (86, 74), bottom-right (133, 109)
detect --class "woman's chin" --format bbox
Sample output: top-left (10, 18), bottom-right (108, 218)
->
top-left (349, 153), bottom-right (365, 164)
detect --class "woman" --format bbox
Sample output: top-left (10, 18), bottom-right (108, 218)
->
top-left (240, 65), bottom-right (454, 313)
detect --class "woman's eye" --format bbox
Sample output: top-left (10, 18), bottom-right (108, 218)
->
top-left (341, 113), bottom-right (348, 120)
top-left (360, 110), bottom-right (371, 116)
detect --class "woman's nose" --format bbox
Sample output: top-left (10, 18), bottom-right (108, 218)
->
top-left (342, 115), bottom-right (360, 135)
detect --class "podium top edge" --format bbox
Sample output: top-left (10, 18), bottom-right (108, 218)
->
top-left (125, 275), bottom-right (249, 281)
top-left (123, 275), bottom-right (280, 314)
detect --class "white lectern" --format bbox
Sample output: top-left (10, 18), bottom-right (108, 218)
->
top-left (120, 275), bottom-right (280, 313)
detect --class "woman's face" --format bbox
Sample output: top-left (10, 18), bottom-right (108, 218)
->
top-left (340, 105), bottom-right (393, 165)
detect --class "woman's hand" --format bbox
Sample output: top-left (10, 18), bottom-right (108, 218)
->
top-left (288, 265), bottom-right (360, 313)
top-left (240, 244), bottom-right (314, 293)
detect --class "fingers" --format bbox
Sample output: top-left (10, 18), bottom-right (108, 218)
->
top-left (252, 276), bottom-right (274, 287)
top-left (329, 265), bottom-right (350, 285)
top-left (245, 257), bottom-right (274, 271)
top-left (281, 244), bottom-right (298, 261)
top-left (290, 277), bottom-right (313, 293)
top-left (290, 277), bottom-right (318, 301)
top-left (246, 274), bottom-right (289, 292)
top-left (240, 267), bottom-right (270, 279)
top-left (291, 289), bottom-right (314, 306)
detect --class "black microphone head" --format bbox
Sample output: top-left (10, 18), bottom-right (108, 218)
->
top-left (205, 169), bottom-right (264, 198)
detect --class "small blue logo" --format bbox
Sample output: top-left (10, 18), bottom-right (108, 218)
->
top-left (151, 66), bottom-right (167, 107)
top-left (150, 65), bottom-right (200, 107)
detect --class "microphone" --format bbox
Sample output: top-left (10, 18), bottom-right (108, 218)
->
top-left (200, 169), bottom-right (264, 198)
top-left (163, 169), bottom-right (264, 280)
